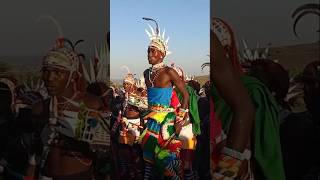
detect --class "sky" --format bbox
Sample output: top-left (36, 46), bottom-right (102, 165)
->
top-left (110, 0), bottom-right (210, 79)
top-left (0, 0), bottom-right (108, 70)
top-left (212, 0), bottom-right (319, 50)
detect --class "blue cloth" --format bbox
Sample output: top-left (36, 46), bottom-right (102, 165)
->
top-left (147, 87), bottom-right (173, 106)
top-left (146, 119), bottom-right (161, 134)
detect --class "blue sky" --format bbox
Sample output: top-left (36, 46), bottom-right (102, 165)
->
top-left (111, 0), bottom-right (209, 79)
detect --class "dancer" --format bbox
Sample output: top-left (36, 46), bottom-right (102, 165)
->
top-left (140, 17), bottom-right (189, 179)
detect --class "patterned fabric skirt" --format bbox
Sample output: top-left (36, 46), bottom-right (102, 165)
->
top-left (140, 111), bottom-right (183, 178)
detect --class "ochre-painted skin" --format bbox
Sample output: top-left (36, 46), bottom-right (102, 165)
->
top-left (210, 31), bottom-right (255, 153)
top-left (144, 46), bottom-right (190, 135)
top-left (37, 66), bottom-right (103, 176)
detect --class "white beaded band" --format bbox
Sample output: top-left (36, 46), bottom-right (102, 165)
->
top-left (221, 147), bottom-right (251, 161)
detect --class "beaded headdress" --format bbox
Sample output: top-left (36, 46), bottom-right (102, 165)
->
top-left (143, 17), bottom-right (171, 57)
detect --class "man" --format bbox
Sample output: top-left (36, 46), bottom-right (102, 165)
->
top-left (34, 38), bottom-right (104, 179)
top-left (140, 18), bottom-right (189, 179)
top-left (116, 72), bottom-right (146, 179)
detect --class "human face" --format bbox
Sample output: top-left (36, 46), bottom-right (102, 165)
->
top-left (42, 67), bottom-right (70, 96)
top-left (148, 47), bottom-right (164, 65)
top-left (123, 82), bottom-right (136, 94)
top-left (125, 104), bottom-right (140, 119)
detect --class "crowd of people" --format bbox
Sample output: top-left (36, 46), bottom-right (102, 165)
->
top-left (0, 15), bottom-right (112, 179)
top-left (0, 17), bottom-right (212, 180)
top-left (0, 12), bottom-right (319, 180)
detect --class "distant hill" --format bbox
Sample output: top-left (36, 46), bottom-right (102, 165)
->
top-left (263, 42), bottom-right (319, 74)
top-left (193, 75), bottom-right (209, 86)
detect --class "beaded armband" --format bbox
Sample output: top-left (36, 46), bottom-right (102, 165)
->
top-left (213, 147), bottom-right (251, 179)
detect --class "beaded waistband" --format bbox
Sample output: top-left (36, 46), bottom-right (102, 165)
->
top-left (149, 104), bottom-right (175, 113)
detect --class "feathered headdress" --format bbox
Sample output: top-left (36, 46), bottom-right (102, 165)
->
top-left (240, 39), bottom-right (270, 62)
top-left (22, 77), bottom-right (49, 100)
top-left (37, 15), bottom-right (87, 126)
top-left (121, 66), bottom-right (136, 85)
top-left (37, 15), bottom-right (85, 88)
top-left (186, 75), bottom-right (196, 82)
top-left (143, 17), bottom-right (171, 56)
top-left (121, 66), bottom-right (147, 109)
top-left (82, 39), bottom-right (110, 84)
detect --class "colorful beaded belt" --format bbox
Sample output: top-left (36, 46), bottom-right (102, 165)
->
top-left (149, 104), bottom-right (175, 113)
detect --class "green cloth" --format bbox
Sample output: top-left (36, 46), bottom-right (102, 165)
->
top-left (176, 85), bottom-right (201, 135)
top-left (210, 75), bottom-right (285, 180)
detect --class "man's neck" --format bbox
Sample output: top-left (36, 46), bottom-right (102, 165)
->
top-left (151, 62), bottom-right (166, 71)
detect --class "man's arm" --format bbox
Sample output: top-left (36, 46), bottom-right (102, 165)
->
top-left (167, 68), bottom-right (189, 110)
top-left (211, 31), bottom-right (255, 152)
top-left (167, 68), bottom-right (189, 134)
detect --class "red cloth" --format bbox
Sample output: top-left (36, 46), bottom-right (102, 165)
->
top-left (170, 90), bottom-right (180, 111)
top-left (210, 97), bottom-right (223, 166)
top-left (210, 97), bottom-right (222, 144)
top-left (158, 134), bottom-right (182, 154)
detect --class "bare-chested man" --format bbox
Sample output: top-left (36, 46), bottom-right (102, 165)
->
top-left (34, 38), bottom-right (104, 180)
top-left (140, 18), bottom-right (189, 180)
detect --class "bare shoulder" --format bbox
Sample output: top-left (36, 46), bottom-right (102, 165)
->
top-left (82, 93), bottom-right (103, 110)
top-left (166, 66), bottom-right (179, 76)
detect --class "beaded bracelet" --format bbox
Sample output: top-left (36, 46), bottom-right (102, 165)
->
top-left (179, 108), bottom-right (189, 113)
top-left (216, 153), bottom-right (241, 179)
top-left (221, 147), bottom-right (244, 161)
top-left (221, 147), bottom-right (251, 161)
